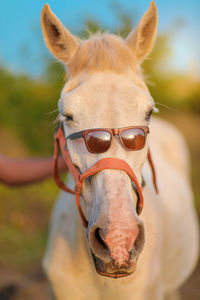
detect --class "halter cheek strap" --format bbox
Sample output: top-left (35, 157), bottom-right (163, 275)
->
top-left (53, 126), bottom-right (158, 228)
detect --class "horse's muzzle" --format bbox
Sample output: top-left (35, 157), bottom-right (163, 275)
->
top-left (91, 251), bottom-right (137, 278)
top-left (89, 222), bottom-right (145, 278)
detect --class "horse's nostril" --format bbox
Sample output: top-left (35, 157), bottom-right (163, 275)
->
top-left (95, 228), bottom-right (109, 251)
top-left (134, 223), bottom-right (145, 254)
top-left (89, 222), bottom-right (145, 265)
top-left (89, 227), bottom-right (111, 263)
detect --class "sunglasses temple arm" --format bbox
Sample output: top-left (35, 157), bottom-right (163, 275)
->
top-left (67, 131), bottom-right (82, 140)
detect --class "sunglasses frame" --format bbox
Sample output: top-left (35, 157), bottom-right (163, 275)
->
top-left (66, 126), bottom-right (150, 154)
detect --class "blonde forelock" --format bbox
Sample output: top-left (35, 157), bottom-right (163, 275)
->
top-left (67, 33), bottom-right (139, 77)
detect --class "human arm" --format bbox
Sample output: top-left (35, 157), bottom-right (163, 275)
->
top-left (0, 154), bottom-right (66, 186)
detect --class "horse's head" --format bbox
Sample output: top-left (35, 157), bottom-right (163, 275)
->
top-left (41, 1), bottom-right (158, 278)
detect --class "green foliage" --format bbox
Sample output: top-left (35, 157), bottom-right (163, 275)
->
top-left (0, 178), bottom-right (60, 268)
top-left (0, 66), bottom-right (63, 154)
top-left (0, 14), bottom-right (199, 155)
top-left (142, 34), bottom-right (200, 113)
top-left (0, 224), bottom-right (47, 267)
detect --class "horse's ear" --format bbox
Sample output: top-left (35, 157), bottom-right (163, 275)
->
top-left (41, 4), bottom-right (80, 64)
top-left (125, 1), bottom-right (158, 63)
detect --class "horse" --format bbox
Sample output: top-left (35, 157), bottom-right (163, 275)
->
top-left (40, 2), bottom-right (199, 299)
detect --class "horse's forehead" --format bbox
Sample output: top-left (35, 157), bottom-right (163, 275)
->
top-left (62, 73), bottom-right (151, 109)
top-left (60, 72), bottom-right (153, 128)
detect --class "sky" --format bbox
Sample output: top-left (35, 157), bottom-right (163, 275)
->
top-left (0, 0), bottom-right (199, 77)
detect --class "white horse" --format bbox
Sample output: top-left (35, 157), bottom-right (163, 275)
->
top-left (41, 2), bottom-right (199, 299)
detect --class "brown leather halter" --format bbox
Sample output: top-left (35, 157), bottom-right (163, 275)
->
top-left (53, 123), bottom-right (158, 228)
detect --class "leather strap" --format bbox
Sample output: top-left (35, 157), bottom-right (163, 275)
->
top-left (53, 134), bottom-right (76, 194)
top-left (147, 148), bottom-right (159, 194)
top-left (53, 125), bottom-right (158, 227)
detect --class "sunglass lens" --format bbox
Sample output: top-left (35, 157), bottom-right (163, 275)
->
top-left (85, 131), bottom-right (111, 153)
top-left (121, 128), bottom-right (146, 150)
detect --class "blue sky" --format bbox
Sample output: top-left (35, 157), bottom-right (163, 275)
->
top-left (0, 0), bottom-right (199, 76)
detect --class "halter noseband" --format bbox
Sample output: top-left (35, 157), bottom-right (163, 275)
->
top-left (53, 124), bottom-right (158, 228)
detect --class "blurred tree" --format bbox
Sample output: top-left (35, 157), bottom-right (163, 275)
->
top-left (0, 66), bottom-right (59, 154)
top-left (0, 10), bottom-right (199, 155)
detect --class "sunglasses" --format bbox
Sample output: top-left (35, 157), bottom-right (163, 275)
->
top-left (66, 126), bottom-right (149, 154)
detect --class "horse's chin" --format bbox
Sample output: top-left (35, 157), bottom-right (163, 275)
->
top-left (91, 252), bottom-right (137, 278)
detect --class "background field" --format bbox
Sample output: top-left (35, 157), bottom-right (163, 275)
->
top-left (0, 3), bottom-right (199, 299)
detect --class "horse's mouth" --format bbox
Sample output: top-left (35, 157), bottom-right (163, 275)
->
top-left (96, 269), bottom-right (133, 278)
top-left (91, 252), bottom-right (137, 278)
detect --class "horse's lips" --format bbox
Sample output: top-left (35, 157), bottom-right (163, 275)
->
top-left (91, 251), bottom-right (137, 278)
top-left (97, 270), bottom-right (131, 278)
